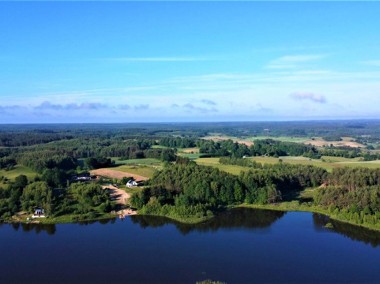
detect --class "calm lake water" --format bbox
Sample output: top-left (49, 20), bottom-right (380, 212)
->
top-left (1, 208), bottom-right (380, 284)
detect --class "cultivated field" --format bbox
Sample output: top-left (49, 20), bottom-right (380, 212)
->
top-left (203, 134), bottom-right (366, 149)
top-left (177, 147), bottom-right (201, 159)
top-left (304, 136), bottom-right (364, 148)
top-left (195, 155), bottom-right (380, 175)
top-left (90, 168), bottom-right (150, 181)
top-left (202, 135), bottom-right (254, 146)
top-left (112, 157), bottom-right (162, 166)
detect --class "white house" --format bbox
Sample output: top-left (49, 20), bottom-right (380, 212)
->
top-left (126, 180), bottom-right (138, 188)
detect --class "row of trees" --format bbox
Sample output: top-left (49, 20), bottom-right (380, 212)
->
top-left (159, 137), bottom-right (197, 148)
top-left (199, 138), bottom-right (379, 161)
top-left (0, 157), bottom-right (16, 170)
top-left (197, 139), bottom-right (321, 159)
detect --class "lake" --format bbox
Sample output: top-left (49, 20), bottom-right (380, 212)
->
top-left (1, 208), bottom-right (380, 283)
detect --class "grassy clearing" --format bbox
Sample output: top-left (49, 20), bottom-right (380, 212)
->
top-left (0, 166), bottom-right (38, 187)
top-left (112, 157), bottom-right (162, 166)
top-left (112, 165), bottom-right (157, 178)
top-left (195, 158), bottom-right (249, 176)
top-left (151, 145), bottom-right (169, 149)
top-left (178, 153), bottom-right (202, 159)
top-left (195, 155), bottom-right (380, 176)
top-left (177, 147), bottom-right (201, 159)
top-left (177, 147), bottom-right (200, 153)
top-left (124, 186), bottom-right (142, 198)
top-left (336, 160), bottom-right (380, 169)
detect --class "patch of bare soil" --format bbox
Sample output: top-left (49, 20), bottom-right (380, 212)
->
top-left (102, 185), bottom-right (138, 218)
top-left (102, 185), bottom-right (131, 205)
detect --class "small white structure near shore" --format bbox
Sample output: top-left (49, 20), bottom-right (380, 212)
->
top-left (32, 208), bottom-right (45, 219)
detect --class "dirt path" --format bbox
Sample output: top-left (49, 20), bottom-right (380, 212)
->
top-left (102, 185), bottom-right (131, 205)
top-left (102, 185), bottom-right (138, 217)
top-left (91, 168), bottom-right (149, 181)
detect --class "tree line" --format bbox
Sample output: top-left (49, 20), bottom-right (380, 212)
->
top-left (130, 159), bottom-right (327, 220)
top-left (199, 138), bottom-right (379, 161)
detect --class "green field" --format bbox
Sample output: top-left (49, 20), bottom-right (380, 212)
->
top-left (195, 155), bottom-right (380, 175)
top-left (176, 147), bottom-right (201, 160)
top-left (112, 157), bottom-right (162, 166)
top-left (0, 165), bottom-right (38, 187)
top-left (151, 145), bottom-right (169, 149)
top-left (195, 158), bottom-right (249, 175)
top-left (112, 165), bottom-right (158, 178)
top-left (178, 153), bottom-right (202, 159)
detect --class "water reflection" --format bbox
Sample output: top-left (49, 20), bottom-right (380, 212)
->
top-left (131, 208), bottom-right (286, 235)
top-left (4, 222), bottom-right (58, 235)
top-left (1, 209), bottom-right (380, 248)
top-left (0, 217), bottom-right (116, 235)
top-left (313, 213), bottom-right (380, 248)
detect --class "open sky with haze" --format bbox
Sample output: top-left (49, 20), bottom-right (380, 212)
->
top-left (1, 1), bottom-right (380, 123)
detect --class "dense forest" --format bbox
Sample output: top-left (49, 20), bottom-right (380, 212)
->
top-left (2, 120), bottom-right (380, 147)
top-left (131, 157), bottom-right (380, 227)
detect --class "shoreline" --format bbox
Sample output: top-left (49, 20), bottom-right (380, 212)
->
top-left (2, 204), bottom-right (380, 232)
top-left (237, 203), bottom-right (380, 233)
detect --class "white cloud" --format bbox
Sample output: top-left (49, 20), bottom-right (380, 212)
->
top-left (266, 54), bottom-right (327, 69)
top-left (290, 92), bottom-right (327, 104)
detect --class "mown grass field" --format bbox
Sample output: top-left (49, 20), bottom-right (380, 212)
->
top-left (0, 165), bottom-right (38, 187)
top-left (112, 165), bottom-right (157, 178)
top-left (195, 158), bottom-right (249, 175)
top-left (151, 145), bottom-right (169, 149)
top-left (177, 147), bottom-right (201, 159)
top-left (195, 155), bottom-right (380, 175)
top-left (112, 157), bottom-right (162, 166)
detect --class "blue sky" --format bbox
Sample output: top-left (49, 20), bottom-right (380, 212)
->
top-left (1, 1), bottom-right (380, 123)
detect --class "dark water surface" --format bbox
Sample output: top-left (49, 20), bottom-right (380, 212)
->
top-left (1, 208), bottom-right (380, 283)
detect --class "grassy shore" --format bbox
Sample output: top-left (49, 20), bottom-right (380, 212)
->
top-left (9, 212), bottom-right (116, 224)
top-left (4, 204), bottom-right (380, 232)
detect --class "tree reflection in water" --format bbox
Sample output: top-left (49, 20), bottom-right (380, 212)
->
top-left (131, 208), bottom-right (286, 235)
top-left (313, 213), bottom-right (380, 248)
